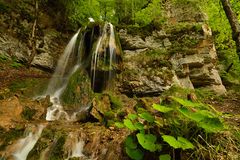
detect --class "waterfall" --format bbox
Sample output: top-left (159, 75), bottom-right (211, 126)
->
top-left (46, 29), bottom-right (81, 98)
top-left (43, 22), bottom-right (121, 121)
top-left (12, 124), bottom-right (46, 160)
top-left (91, 23), bottom-right (108, 90)
top-left (90, 23), bottom-right (119, 91)
top-left (45, 29), bottom-right (84, 121)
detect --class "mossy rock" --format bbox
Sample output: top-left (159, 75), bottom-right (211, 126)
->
top-left (61, 68), bottom-right (94, 110)
top-left (0, 126), bottom-right (25, 151)
top-left (21, 106), bottom-right (37, 120)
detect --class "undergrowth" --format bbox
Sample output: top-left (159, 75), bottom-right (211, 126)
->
top-left (115, 96), bottom-right (239, 160)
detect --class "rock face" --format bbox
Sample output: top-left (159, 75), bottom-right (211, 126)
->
top-left (118, 1), bottom-right (226, 95)
top-left (0, 1), bottom-right (66, 71)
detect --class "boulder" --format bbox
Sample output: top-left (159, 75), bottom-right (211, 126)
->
top-left (31, 52), bottom-right (54, 70)
top-left (0, 96), bottom-right (23, 129)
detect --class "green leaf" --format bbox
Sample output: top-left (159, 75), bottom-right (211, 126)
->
top-left (124, 119), bottom-right (136, 131)
top-left (125, 135), bottom-right (138, 149)
top-left (138, 112), bottom-right (155, 123)
top-left (178, 107), bottom-right (205, 122)
top-left (115, 122), bottom-right (125, 128)
top-left (128, 114), bottom-right (138, 120)
top-left (198, 118), bottom-right (224, 133)
top-left (162, 135), bottom-right (180, 149)
top-left (153, 104), bottom-right (174, 113)
top-left (137, 133), bottom-right (157, 152)
top-left (135, 122), bottom-right (144, 130)
top-left (172, 97), bottom-right (202, 108)
top-left (159, 154), bottom-right (171, 160)
top-left (177, 137), bottom-right (194, 150)
top-left (126, 147), bottom-right (144, 160)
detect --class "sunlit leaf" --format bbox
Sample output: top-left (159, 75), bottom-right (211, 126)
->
top-left (177, 137), bottom-right (194, 150)
top-left (124, 119), bottom-right (136, 131)
top-left (162, 135), bottom-right (180, 149)
top-left (178, 107), bottom-right (205, 122)
top-left (138, 112), bottom-right (155, 123)
top-left (153, 104), bottom-right (174, 113)
top-left (115, 122), bottom-right (125, 128)
top-left (135, 122), bottom-right (144, 130)
top-left (128, 114), bottom-right (138, 120)
top-left (198, 118), bottom-right (224, 133)
top-left (137, 133), bottom-right (157, 152)
top-left (172, 97), bottom-right (203, 108)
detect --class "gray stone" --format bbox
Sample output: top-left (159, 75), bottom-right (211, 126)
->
top-left (145, 36), bottom-right (163, 49)
top-left (179, 54), bottom-right (204, 68)
top-left (178, 77), bottom-right (194, 89)
top-left (163, 38), bottom-right (172, 47)
top-left (31, 52), bottom-right (54, 70)
top-left (119, 29), bottom-right (147, 50)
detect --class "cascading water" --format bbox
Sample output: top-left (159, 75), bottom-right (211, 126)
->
top-left (91, 23), bottom-right (108, 90)
top-left (90, 22), bottom-right (120, 92)
top-left (44, 22), bottom-right (121, 121)
top-left (12, 124), bottom-right (46, 160)
top-left (65, 133), bottom-right (87, 160)
top-left (108, 23), bottom-right (117, 82)
top-left (45, 29), bottom-right (86, 121)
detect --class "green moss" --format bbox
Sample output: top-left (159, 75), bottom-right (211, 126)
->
top-left (61, 69), bottom-right (93, 108)
top-left (108, 93), bottom-right (123, 109)
top-left (104, 111), bottom-right (115, 119)
top-left (0, 54), bottom-right (9, 62)
top-left (27, 138), bottom-right (48, 160)
top-left (0, 1), bottom-right (9, 13)
top-left (0, 127), bottom-right (25, 151)
top-left (21, 107), bottom-right (37, 120)
top-left (166, 23), bottom-right (203, 35)
top-left (49, 135), bottom-right (66, 160)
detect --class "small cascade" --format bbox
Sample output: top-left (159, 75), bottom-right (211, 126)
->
top-left (12, 124), bottom-right (46, 160)
top-left (65, 132), bottom-right (88, 160)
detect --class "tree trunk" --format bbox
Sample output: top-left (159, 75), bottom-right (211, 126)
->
top-left (220, 0), bottom-right (240, 59)
top-left (28, 0), bottom-right (38, 67)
